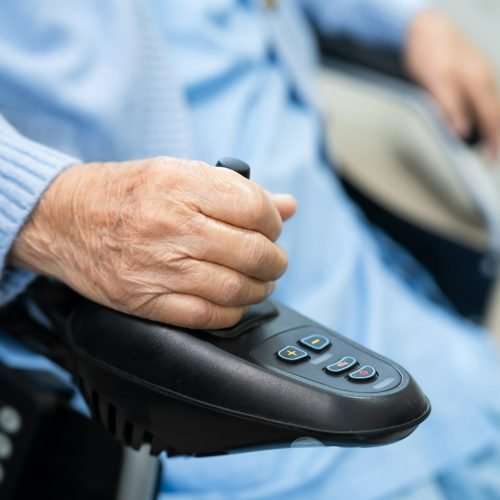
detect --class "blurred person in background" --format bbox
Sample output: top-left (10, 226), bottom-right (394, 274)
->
top-left (1, 0), bottom-right (500, 499)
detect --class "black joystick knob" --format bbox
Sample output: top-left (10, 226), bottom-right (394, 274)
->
top-left (216, 157), bottom-right (251, 179)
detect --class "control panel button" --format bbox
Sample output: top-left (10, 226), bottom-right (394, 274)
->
top-left (0, 406), bottom-right (22, 434)
top-left (277, 346), bottom-right (309, 363)
top-left (299, 335), bottom-right (331, 352)
top-left (0, 433), bottom-right (12, 459)
top-left (325, 356), bottom-right (357, 375)
top-left (348, 366), bottom-right (377, 382)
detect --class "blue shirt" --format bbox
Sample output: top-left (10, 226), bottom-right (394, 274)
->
top-left (153, 1), bottom-right (500, 498)
top-left (1, 1), bottom-right (500, 499)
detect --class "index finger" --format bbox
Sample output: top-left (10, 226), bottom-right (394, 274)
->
top-left (188, 161), bottom-right (285, 242)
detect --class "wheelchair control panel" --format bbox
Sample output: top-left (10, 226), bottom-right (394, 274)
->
top-left (0, 158), bottom-right (430, 461)
top-left (252, 326), bottom-right (401, 392)
top-left (66, 297), bottom-right (430, 456)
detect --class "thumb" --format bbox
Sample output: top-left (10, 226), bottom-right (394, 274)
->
top-left (269, 193), bottom-right (297, 222)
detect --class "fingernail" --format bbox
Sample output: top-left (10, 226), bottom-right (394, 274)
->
top-left (271, 193), bottom-right (295, 201)
top-left (268, 281), bottom-right (277, 294)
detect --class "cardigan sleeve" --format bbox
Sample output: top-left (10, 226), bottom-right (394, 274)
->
top-left (0, 115), bottom-right (78, 305)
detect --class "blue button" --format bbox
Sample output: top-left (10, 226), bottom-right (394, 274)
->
top-left (348, 365), bottom-right (377, 382)
top-left (299, 335), bottom-right (331, 351)
top-left (325, 356), bottom-right (357, 375)
top-left (277, 346), bottom-right (309, 363)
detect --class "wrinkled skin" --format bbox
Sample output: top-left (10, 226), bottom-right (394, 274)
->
top-left (406, 11), bottom-right (500, 157)
top-left (10, 157), bottom-right (296, 329)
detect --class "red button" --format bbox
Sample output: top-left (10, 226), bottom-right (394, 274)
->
top-left (348, 365), bottom-right (377, 382)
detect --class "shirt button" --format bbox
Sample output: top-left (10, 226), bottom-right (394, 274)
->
top-left (277, 346), bottom-right (309, 363)
top-left (348, 366), bottom-right (377, 382)
top-left (264, 0), bottom-right (278, 9)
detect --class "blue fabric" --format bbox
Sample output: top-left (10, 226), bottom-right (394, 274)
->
top-left (154, 1), bottom-right (500, 498)
top-left (0, 0), bottom-right (191, 303)
top-left (301, 0), bottom-right (428, 46)
top-left (0, 331), bottom-right (88, 413)
top-left (0, 117), bottom-right (77, 304)
top-left (1, 0), bottom-right (500, 498)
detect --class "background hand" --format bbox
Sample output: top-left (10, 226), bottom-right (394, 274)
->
top-left (405, 11), bottom-right (500, 158)
top-left (10, 157), bottom-right (296, 329)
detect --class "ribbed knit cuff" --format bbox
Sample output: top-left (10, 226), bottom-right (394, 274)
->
top-left (0, 117), bottom-right (79, 305)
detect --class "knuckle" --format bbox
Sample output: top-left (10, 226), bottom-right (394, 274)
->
top-left (273, 247), bottom-right (289, 278)
top-left (254, 282), bottom-right (272, 302)
top-left (208, 306), bottom-right (244, 329)
top-left (243, 237), bottom-right (288, 279)
top-left (220, 274), bottom-right (247, 305)
top-left (247, 185), bottom-right (271, 227)
top-left (187, 300), bottom-right (213, 328)
top-left (176, 210), bottom-right (207, 238)
top-left (188, 302), bottom-right (244, 330)
top-left (244, 234), bottom-right (268, 273)
top-left (169, 255), bottom-right (197, 282)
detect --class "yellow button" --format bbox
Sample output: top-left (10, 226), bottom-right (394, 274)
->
top-left (277, 346), bottom-right (309, 363)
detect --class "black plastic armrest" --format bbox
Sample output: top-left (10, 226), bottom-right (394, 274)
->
top-left (318, 33), bottom-right (410, 82)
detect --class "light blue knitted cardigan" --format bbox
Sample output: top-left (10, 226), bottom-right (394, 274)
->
top-left (0, 0), bottom-right (423, 304)
top-left (0, 0), bottom-right (192, 304)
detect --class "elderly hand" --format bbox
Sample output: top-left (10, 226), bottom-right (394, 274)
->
top-left (405, 11), bottom-right (500, 157)
top-left (9, 157), bottom-right (296, 329)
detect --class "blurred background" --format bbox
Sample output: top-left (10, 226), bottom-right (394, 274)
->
top-left (318, 0), bottom-right (500, 336)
